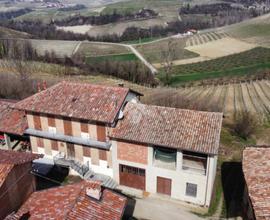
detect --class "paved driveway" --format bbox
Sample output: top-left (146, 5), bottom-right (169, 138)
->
top-left (124, 196), bottom-right (204, 220)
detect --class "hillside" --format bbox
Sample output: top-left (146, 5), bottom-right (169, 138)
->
top-left (0, 26), bottom-right (30, 39)
top-left (223, 13), bottom-right (270, 47)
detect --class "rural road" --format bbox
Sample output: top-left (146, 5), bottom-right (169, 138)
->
top-left (126, 44), bottom-right (158, 74)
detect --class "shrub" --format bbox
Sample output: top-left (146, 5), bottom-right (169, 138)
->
top-left (234, 111), bottom-right (258, 139)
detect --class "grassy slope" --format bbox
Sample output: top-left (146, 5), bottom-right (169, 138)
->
top-left (135, 37), bottom-right (200, 63)
top-left (0, 26), bottom-right (30, 39)
top-left (86, 53), bottom-right (138, 63)
top-left (223, 13), bottom-right (270, 47)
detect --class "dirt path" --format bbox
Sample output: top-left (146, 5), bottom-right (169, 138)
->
top-left (126, 44), bottom-right (158, 74)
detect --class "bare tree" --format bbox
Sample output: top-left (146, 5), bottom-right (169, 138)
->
top-left (160, 40), bottom-right (176, 85)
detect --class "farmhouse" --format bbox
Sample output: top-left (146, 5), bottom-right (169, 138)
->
top-left (110, 103), bottom-right (223, 206)
top-left (5, 180), bottom-right (127, 220)
top-left (13, 81), bottom-right (142, 177)
top-left (242, 147), bottom-right (270, 220)
top-left (0, 99), bottom-right (28, 149)
top-left (11, 81), bottom-right (223, 206)
top-left (0, 149), bottom-right (42, 219)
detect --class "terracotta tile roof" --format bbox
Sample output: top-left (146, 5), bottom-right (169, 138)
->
top-left (110, 103), bottom-right (223, 155)
top-left (243, 147), bottom-right (270, 220)
top-left (14, 81), bottom-right (139, 124)
top-left (0, 149), bottom-right (42, 188)
top-left (0, 164), bottom-right (14, 188)
top-left (0, 149), bottom-right (42, 165)
top-left (0, 99), bottom-right (28, 135)
top-left (6, 180), bottom-right (127, 220)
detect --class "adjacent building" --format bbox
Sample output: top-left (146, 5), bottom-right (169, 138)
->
top-left (14, 81), bottom-right (141, 177)
top-left (242, 147), bottom-right (270, 220)
top-left (110, 103), bottom-right (223, 206)
top-left (5, 180), bottom-right (127, 220)
top-left (0, 99), bottom-right (28, 149)
top-left (0, 149), bottom-right (42, 219)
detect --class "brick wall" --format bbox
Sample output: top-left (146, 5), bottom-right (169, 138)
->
top-left (117, 141), bottom-right (148, 165)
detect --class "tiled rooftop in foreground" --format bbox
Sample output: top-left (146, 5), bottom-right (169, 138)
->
top-left (243, 147), bottom-right (270, 220)
top-left (0, 149), bottom-right (42, 188)
top-left (6, 180), bottom-right (127, 220)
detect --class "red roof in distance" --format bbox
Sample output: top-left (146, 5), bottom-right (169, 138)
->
top-left (0, 99), bottom-right (28, 136)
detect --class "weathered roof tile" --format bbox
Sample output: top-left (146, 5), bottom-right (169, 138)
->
top-left (13, 81), bottom-right (138, 124)
top-left (6, 180), bottom-right (127, 220)
top-left (243, 147), bottom-right (270, 220)
top-left (110, 103), bottom-right (223, 154)
top-left (0, 100), bottom-right (27, 135)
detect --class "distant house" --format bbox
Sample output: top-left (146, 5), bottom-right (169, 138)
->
top-left (0, 149), bottom-right (42, 219)
top-left (0, 99), bottom-right (28, 150)
top-left (5, 180), bottom-right (127, 220)
top-left (242, 147), bottom-right (270, 220)
top-left (110, 103), bottom-right (223, 206)
top-left (14, 81), bottom-right (142, 177)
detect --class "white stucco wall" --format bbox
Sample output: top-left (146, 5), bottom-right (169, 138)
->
top-left (111, 140), bottom-right (218, 206)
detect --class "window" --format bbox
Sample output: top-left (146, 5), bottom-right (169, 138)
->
top-left (182, 151), bottom-right (207, 175)
top-left (186, 183), bottom-right (197, 197)
top-left (81, 132), bottom-right (90, 139)
top-left (48, 126), bottom-right (57, 134)
top-left (153, 147), bottom-right (177, 170)
top-left (120, 164), bottom-right (145, 176)
top-left (99, 150), bottom-right (107, 161)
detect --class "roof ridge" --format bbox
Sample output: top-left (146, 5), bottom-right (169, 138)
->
top-left (64, 182), bottom-right (86, 219)
top-left (128, 102), bottom-right (224, 115)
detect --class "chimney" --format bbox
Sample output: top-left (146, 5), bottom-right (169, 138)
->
top-left (86, 183), bottom-right (102, 200)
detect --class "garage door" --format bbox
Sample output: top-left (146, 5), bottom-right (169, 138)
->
top-left (157, 176), bottom-right (172, 196)
top-left (119, 164), bottom-right (145, 190)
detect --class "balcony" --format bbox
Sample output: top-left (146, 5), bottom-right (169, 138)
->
top-left (153, 147), bottom-right (177, 170)
top-left (182, 152), bottom-right (207, 175)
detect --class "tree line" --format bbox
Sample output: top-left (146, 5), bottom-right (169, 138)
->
top-left (0, 39), bottom-right (157, 86)
top-left (0, 8), bottom-right (32, 20)
top-left (54, 9), bottom-right (158, 26)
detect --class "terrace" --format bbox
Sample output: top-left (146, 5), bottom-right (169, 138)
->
top-left (153, 147), bottom-right (177, 170)
top-left (182, 151), bottom-right (207, 175)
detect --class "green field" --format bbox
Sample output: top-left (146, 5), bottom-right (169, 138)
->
top-left (163, 47), bottom-right (270, 85)
top-left (76, 42), bottom-right (130, 56)
top-left (86, 53), bottom-right (138, 63)
top-left (135, 37), bottom-right (199, 63)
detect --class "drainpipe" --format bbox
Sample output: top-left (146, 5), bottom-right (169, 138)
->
top-left (4, 133), bottom-right (11, 150)
top-left (204, 156), bottom-right (211, 206)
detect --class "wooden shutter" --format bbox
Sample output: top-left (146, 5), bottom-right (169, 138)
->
top-left (63, 118), bottom-right (73, 136)
top-left (83, 146), bottom-right (91, 157)
top-left (33, 114), bottom-right (42, 130)
top-left (97, 125), bottom-right (106, 142)
top-left (48, 116), bottom-right (56, 127)
top-left (51, 140), bottom-right (58, 150)
top-left (99, 150), bottom-right (107, 161)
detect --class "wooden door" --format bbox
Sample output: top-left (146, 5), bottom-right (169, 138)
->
top-left (157, 176), bottom-right (171, 196)
top-left (67, 143), bottom-right (75, 159)
top-left (119, 164), bottom-right (145, 190)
